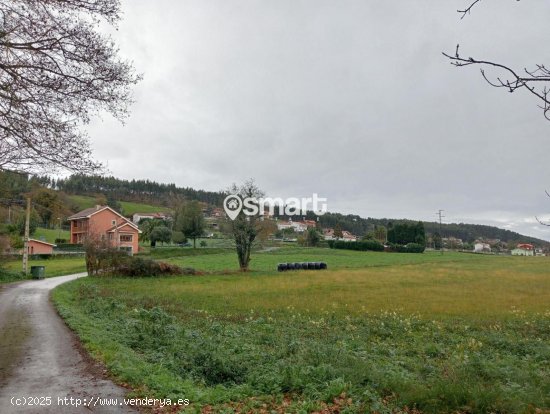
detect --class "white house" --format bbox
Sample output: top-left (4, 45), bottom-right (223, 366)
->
top-left (511, 243), bottom-right (535, 256)
top-left (132, 212), bottom-right (169, 224)
top-left (474, 243), bottom-right (491, 253)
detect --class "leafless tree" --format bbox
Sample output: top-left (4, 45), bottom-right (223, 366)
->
top-left (0, 0), bottom-right (141, 173)
top-left (444, 1), bottom-right (550, 120)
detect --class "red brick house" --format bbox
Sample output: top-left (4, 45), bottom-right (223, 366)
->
top-left (68, 206), bottom-right (141, 254)
top-left (25, 239), bottom-right (56, 255)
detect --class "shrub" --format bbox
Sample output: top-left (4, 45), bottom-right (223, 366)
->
top-left (55, 243), bottom-right (84, 251)
top-left (329, 240), bottom-right (384, 252)
top-left (114, 257), bottom-right (192, 277)
top-left (385, 242), bottom-right (425, 253)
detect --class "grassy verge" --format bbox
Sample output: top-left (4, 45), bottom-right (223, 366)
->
top-left (52, 252), bottom-right (550, 413)
top-left (2, 257), bottom-right (86, 284)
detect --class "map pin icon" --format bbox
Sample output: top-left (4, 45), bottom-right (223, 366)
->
top-left (224, 195), bottom-right (243, 220)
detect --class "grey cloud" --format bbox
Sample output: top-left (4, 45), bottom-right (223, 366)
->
top-left (88, 0), bottom-right (550, 240)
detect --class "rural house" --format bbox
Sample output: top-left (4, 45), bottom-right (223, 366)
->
top-left (68, 206), bottom-right (141, 254)
top-left (24, 239), bottom-right (56, 255)
top-left (511, 243), bottom-right (535, 256)
top-left (132, 212), bottom-right (169, 224)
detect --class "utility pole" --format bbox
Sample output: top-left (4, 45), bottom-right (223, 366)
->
top-left (23, 197), bottom-right (31, 274)
top-left (436, 209), bottom-right (445, 255)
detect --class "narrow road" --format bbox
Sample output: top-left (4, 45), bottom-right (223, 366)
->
top-left (0, 274), bottom-right (137, 413)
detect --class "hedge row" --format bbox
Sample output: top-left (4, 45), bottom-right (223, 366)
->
top-left (328, 240), bottom-right (425, 253)
top-left (385, 242), bottom-right (426, 253)
top-left (55, 243), bottom-right (84, 251)
top-left (328, 240), bottom-right (385, 252)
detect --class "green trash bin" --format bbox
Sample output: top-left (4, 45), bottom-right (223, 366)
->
top-left (31, 265), bottom-right (45, 280)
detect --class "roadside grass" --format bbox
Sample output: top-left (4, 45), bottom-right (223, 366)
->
top-left (34, 227), bottom-right (70, 243)
top-left (2, 257), bottom-right (86, 282)
top-left (52, 251), bottom-right (550, 413)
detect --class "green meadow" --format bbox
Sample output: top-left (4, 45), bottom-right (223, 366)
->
top-left (51, 248), bottom-right (550, 413)
top-left (34, 227), bottom-right (71, 243)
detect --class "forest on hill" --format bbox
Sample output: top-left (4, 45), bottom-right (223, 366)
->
top-left (0, 171), bottom-right (547, 247)
top-left (51, 175), bottom-right (226, 207)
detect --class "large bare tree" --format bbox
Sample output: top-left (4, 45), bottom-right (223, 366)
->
top-left (0, 0), bottom-right (141, 173)
top-left (444, 1), bottom-right (550, 120)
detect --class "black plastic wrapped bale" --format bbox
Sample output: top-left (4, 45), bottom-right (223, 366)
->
top-left (276, 261), bottom-right (328, 271)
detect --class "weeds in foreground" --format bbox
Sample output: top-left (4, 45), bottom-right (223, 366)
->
top-left (53, 278), bottom-right (550, 413)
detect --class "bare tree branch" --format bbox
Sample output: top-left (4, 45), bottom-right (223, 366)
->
top-left (536, 191), bottom-right (550, 226)
top-left (443, 45), bottom-right (550, 120)
top-left (0, 0), bottom-right (142, 174)
top-left (458, 0), bottom-right (482, 19)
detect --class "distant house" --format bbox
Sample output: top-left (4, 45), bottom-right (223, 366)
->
top-left (323, 228), bottom-right (335, 240)
top-left (132, 212), bottom-right (169, 224)
top-left (275, 219), bottom-right (317, 233)
top-left (511, 243), bottom-right (535, 256)
top-left (25, 239), bottom-right (56, 255)
top-left (210, 208), bottom-right (225, 218)
top-left (324, 228), bottom-right (357, 242)
top-left (69, 206), bottom-right (141, 254)
top-left (277, 220), bottom-right (293, 231)
top-left (342, 231), bottom-right (358, 242)
top-left (474, 243), bottom-right (491, 253)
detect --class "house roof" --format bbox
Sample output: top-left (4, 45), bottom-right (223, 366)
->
top-left (68, 205), bottom-right (131, 222)
top-left (517, 243), bottom-right (534, 250)
top-left (28, 239), bottom-right (57, 247)
top-left (68, 205), bottom-right (141, 233)
top-left (107, 222), bottom-right (142, 233)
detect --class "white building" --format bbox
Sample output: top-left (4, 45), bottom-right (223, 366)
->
top-left (474, 243), bottom-right (491, 253)
top-left (511, 243), bottom-right (535, 256)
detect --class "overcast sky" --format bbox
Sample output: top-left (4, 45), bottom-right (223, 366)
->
top-left (88, 0), bottom-right (550, 240)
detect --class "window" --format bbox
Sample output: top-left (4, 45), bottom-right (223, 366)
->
top-left (112, 220), bottom-right (116, 226)
top-left (120, 235), bottom-right (133, 243)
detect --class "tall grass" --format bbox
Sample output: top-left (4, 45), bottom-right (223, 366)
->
top-left (52, 252), bottom-right (550, 412)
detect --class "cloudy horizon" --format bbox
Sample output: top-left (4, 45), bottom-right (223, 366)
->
top-left (86, 0), bottom-right (550, 241)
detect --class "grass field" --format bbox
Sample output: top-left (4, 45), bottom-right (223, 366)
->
top-left (67, 194), bottom-right (171, 217)
top-left (34, 227), bottom-right (71, 243)
top-left (67, 194), bottom-right (97, 210)
top-left (1, 257), bottom-right (86, 284)
top-left (52, 249), bottom-right (550, 413)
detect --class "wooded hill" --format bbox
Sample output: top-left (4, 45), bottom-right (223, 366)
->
top-left (51, 175), bottom-right (226, 207)
top-left (1, 171), bottom-right (547, 247)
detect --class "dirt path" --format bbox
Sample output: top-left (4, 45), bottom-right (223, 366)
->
top-left (0, 274), bottom-right (137, 413)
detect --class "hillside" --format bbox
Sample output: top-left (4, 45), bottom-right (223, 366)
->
top-left (66, 195), bottom-right (172, 216)
top-left (1, 171), bottom-right (547, 247)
